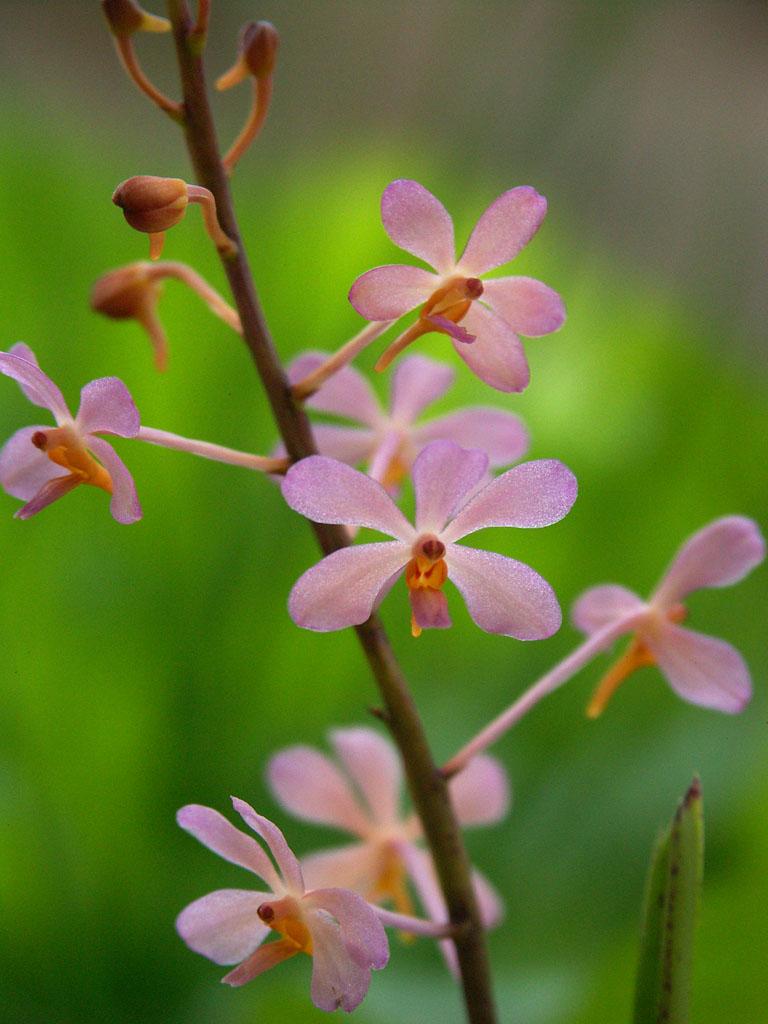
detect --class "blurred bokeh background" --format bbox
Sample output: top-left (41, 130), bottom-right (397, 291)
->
top-left (0, 2), bottom-right (766, 1022)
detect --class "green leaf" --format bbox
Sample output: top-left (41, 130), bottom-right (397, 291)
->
top-left (632, 777), bottom-right (704, 1024)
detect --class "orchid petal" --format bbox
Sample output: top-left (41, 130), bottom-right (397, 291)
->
top-left (222, 937), bottom-right (299, 987)
top-left (175, 889), bottom-right (271, 964)
top-left (426, 314), bottom-right (475, 344)
top-left (481, 276), bottom-right (565, 336)
top-left (330, 728), bottom-right (402, 827)
top-left (85, 436), bottom-right (142, 524)
top-left (453, 303), bottom-right (531, 393)
top-left (448, 755), bottom-right (510, 827)
top-left (288, 352), bottom-right (382, 426)
top-left (301, 843), bottom-right (380, 893)
top-left (389, 355), bottom-right (455, 424)
top-left (231, 799), bottom-right (304, 895)
top-left (410, 587), bottom-right (452, 631)
top-left (0, 425), bottom-right (68, 500)
top-left (349, 265), bottom-right (439, 321)
top-left (267, 746), bottom-right (371, 836)
top-left (413, 407), bottom-right (529, 468)
top-left (282, 456), bottom-right (414, 540)
top-left (76, 377), bottom-right (140, 437)
top-left (176, 804), bottom-right (282, 891)
top-left (381, 179), bottom-right (456, 274)
top-left (652, 516), bottom-right (766, 608)
top-left (471, 866), bottom-right (504, 929)
top-left (412, 440), bottom-right (488, 534)
top-left (399, 842), bottom-right (458, 974)
top-left (571, 584), bottom-right (646, 635)
top-left (15, 474), bottom-right (80, 519)
top-left (366, 430), bottom-right (405, 488)
top-left (288, 542), bottom-right (410, 631)
top-left (645, 623), bottom-right (752, 713)
top-left (310, 424), bottom-right (377, 467)
top-left (442, 459), bottom-right (577, 543)
top-left (458, 186), bottom-right (547, 276)
top-left (447, 545), bottom-right (562, 639)
top-left (0, 349), bottom-right (71, 422)
top-left (304, 888), bottom-right (389, 970)
top-left (307, 910), bottom-right (382, 1012)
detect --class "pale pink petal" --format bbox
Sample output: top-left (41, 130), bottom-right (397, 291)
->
top-left (458, 187), bottom-right (547, 276)
top-left (652, 516), bottom-right (766, 608)
top-left (453, 303), bottom-right (530, 393)
top-left (222, 937), bottom-right (299, 986)
top-left (389, 355), bottom-right (455, 424)
top-left (282, 456), bottom-right (414, 541)
top-left (175, 889), bottom-right (271, 964)
top-left (0, 425), bottom-right (68, 500)
top-left (481, 276), bottom-right (565, 337)
top-left (366, 430), bottom-right (404, 488)
top-left (413, 407), bottom-right (529, 467)
top-left (287, 352), bottom-right (382, 426)
top-left (85, 436), bottom-right (142, 524)
top-left (0, 349), bottom-right (71, 422)
top-left (288, 542), bottom-right (410, 631)
top-left (349, 265), bottom-right (439, 321)
top-left (448, 755), bottom-right (510, 827)
top-left (330, 728), bottom-right (402, 827)
top-left (442, 459), bottom-right (577, 543)
top-left (267, 746), bottom-right (371, 835)
top-left (311, 424), bottom-right (377, 467)
top-left (301, 842), bottom-right (380, 893)
top-left (447, 544), bottom-right (562, 639)
top-left (571, 584), bottom-right (646, 635)
top-left (381, 179), bottom-right (455, 273)
top-left (176, 804), bottom-right (282, 891)
top-left (645, 623), bottom-right (753, 713)
top-left (76, 377), bottom-right (140, 437)
top-left (410, 587), bottom-right (452, 631)
top-left (399, 842), bottom-right (457, 974)
top-left (304, 887), bottom-right (389, 969)
top-left (15, 474), bottom-right (80, 519)
top-left (231, 799), bottom-right (304, 895)
top-left (471, 867), bottom-right (504, 928)
top-left (412, 440), bottom-right (488, 534)
top-left (307, 910), bottom-right (380, 1012)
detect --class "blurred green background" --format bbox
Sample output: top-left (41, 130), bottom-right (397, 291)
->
top-left (0, 3), bottom-right (766, 1022)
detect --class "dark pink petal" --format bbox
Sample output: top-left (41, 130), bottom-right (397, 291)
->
top-left (412, 440), bottom-right (488, 534)
top-left (311, 424), bottom-right (377, 467)
top-left (457, 186), bottom-right (547, 276)
top-left (15, 474), bottom-right (80, 519)
top-left (571, 584), bottom-right (646, 635)
top-left (425, 314), bottom-right (475, 344)
top-left (381, 179), bottom-right (456, 273)
top-left (447, 545), bottom-right (562, 639)
top-left (283, 456), bottom-right (414, 540)
top-left (0, 425), bottom-right (68, 500)
top-left (330, 728), bottom-right (402, 828)
top-left (645, 623), bottom-right (752, 713)
top-left (652, 516), bottom-right (766, 608)
top-left (288, 542), bottom-right (410, 631)
top-left (448, 755), bottom-right (510, 827)
top-left (307, 911), bottom-right (379, 1012)
top-left (413, 407), bottom-right (529, 468)
top-left (288, 352), bottom-right (382, 426)
top-left (409, 587), bottom-right (451, 631)
top-left (481, 276), bottom-right (565, 336)
top-left (349, 264), bottom-right (439, 321)
top-left (389, 354), bottom-right (455, 424)
top-left (442, 459), bottom-right (577, 543)
top-left (175, 888), bottom-right (270, 964)
top-left (301, 843), bottom-right (379, 893)
top-left (0, 348), bottom-right (71, 422)
top-left (267, 746), bottom-right (371, 835)
top-left (76, 377), bottom-right (140, 437)
top-left (86, 436), bottom-right (142, 524)
top-left (222, 937), bottom-right (299, 986)
top-left (176, 804), bottom-right (282, 891)
top-left (304, 888), bottom-right (389, 969)
top-left (453, 303), bottom-right (530, 393)
top-left (231, 799), bottom-right (304, 895)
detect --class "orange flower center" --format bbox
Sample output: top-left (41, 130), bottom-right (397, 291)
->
top-left (32, 426), bottom-right (113, 494)
top-left (405, 535), bottom-right (448, 638)
top-left (258, 898), bottom-right (313, 956)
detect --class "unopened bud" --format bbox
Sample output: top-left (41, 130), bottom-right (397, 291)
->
top-left (217, 20), bottom-right (279, 90)
top-left (90, 263), bottom-right (159, 320)
top-left (112, 176), bottom-right (189, 234)
top-left (101, 0), bottom-right (170, 37)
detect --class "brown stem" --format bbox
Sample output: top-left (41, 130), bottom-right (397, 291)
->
top-left (165, 4), bottom-right (497, 1021)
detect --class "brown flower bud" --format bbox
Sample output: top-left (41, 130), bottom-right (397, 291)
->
top-left (101, 0), bottom-right (170, 37)
top-left (112, 176), bottom-right (189, 234)
top-left (242, 21), bottom-right (279, 80)
top-left (90, 263), bottom-right (159, 320)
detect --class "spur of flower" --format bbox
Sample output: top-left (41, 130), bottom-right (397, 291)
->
top-left (573, 516), bottom-right (765, 716)
top-left (176, 800), bottom-right (389, 1012)
top-left (268, 726), bottom-right (508, 973)
top-left (282, 439), bottom-right (576, 638)
top-left (348, 179), bottom-right (565, 392)
top-left (287, 351), bottom-right (529, 494)
top-left (0, 344), bottom-right (141, 522)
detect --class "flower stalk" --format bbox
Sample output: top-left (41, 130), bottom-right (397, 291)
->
top-left (291, 321), bottom-right (391, 401)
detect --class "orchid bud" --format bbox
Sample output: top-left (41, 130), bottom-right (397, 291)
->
top-left (217, 21), bottom-right (279, 91)
top-left (90, 263), bottom-right (159, 321)
top-left (101, 0), bottom-right (170, 37)
top-left (112, 176), bottom-right (188, 234)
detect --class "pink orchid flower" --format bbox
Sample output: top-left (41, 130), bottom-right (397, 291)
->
top-left (287, 351), bottom-right (529, 495)
top-left (176, 799), bottom-right (389, 1012)
top-left (348, 179), bottom-right (565, 392)
top-left (572, 516), bottom-right (765, 716)
top-left (0, 344), bottom-right (141, 523)
top-left (268, 727), bottom-right (508, 974)
top-left (282, 439), bottom-right (576, 638)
